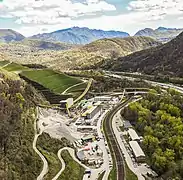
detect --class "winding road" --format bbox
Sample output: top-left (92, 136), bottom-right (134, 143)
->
top-left (62, 81), bottom-right (86, 95)
top-left (74, 78), bottom-right (93, 103)
top-left (33, 110), bottom-right (49, 180)
top-left (52, 149), bottom-right (66, 180)
top-left (52, 147), bottom-right (89, 180)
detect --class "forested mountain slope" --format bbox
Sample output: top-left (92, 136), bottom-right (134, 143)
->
top-left (104, 32), bottom-right (183, 77)
top-left (16, 39), bottom-right (77, 50)
top-left (1, 36), bottom-right (160, 71)
top-left (0, 69), bottom-right (42, 179)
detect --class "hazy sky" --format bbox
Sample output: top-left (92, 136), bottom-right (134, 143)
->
top-left (1, 0), bottom-right (183, 36)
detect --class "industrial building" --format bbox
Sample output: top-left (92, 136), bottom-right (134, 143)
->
top-left (94, 96), bottom-right (112, 102)
top-left (77, 126), bottom-right (97, 132)
top-left (128, 128), bottom-right (140, 142)
top-left (129, 141), bottom-right (145, 163)
top-left (82, 105), bottom-right (102, 119)
top-left (81, 135), bottom-right (95, 143)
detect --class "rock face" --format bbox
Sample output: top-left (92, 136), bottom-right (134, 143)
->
top-left (30, 27), bottom-right (130, 44)
top-left (0, 29), bottom-right (25, 42)
top-left (135, 27), bottom-right (183, 43)
top-left (105, 31), bottom-right (183, 77)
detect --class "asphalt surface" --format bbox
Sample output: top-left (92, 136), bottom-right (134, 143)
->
top-left (103, 98), bottom-right (132, 180)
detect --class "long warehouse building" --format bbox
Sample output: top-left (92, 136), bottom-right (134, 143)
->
top-left (128, 128), bottom-right (140, 142)
top-left (82, 105), bottom-right (102, 119)
top-left (129, 141), bottom-right (145, 163)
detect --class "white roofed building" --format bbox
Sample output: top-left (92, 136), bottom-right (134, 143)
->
top-left (128, 128), bottom-right (140, 142)
top-left (94, 96), bottom-right (112, 102)
top-left (82, 105), bottom-right (102, 119)
top-left (129, 141), bottom-right (145, 163)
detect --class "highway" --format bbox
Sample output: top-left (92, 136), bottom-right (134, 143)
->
top-left (103, 98), bottom-right (132, 180)
top-left (105, 71), bottom-right (183, 94)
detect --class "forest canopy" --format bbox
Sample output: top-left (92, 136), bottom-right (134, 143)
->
top-left (123, 89), bottom-right (183, 179)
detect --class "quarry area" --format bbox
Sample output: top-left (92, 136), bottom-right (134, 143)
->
top-left (36, 92), bottom-right (156, 180)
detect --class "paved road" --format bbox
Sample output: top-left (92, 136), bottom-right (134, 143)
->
top-left (62, 81), bottom-right (86, 95)
top-left (105, 71), bottom-right (183, 94)
top-left (52, 148), bottom-right (66, 180)
top-left (96, 110), bottom-right (111, 180)
top-left (103, 98), bottom-right (132, 180)
top-left (33, 116), bottom-right (48, 180)
top-left (52, 147), bottom-right (88, 180)
top-left (53, 147), bottom-right (103, 180)
top-left (112, 101), bottom-right (146, 180)
top-left (74, 78), bottom-right (93, 103)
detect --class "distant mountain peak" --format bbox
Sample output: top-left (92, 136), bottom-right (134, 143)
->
top-left (156, 27), bottom-right (183, 31)
top-left (135, 27), bottom-right (183, 43)
top-left (30, 27), bottom-right (129, 45)
top-left (0, 29), bottom-right (25, 42)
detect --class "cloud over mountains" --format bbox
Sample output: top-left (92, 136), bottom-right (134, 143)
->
top-left (1, 0), bottom-right (183, 36)
top-left (0, 0), bottom-right (115, 25)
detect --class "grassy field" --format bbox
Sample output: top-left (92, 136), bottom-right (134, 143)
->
top-left (3, 62), bottom-right (30, 72)
top-left (98, 171), bottom-right (105, 180)
top-left (37, 133), bottom-right (74, 180)
top-left (0, 60), bottom-right (9, 67)
top-left (66, 82), bottom-right (87, 93)
top-left (21, 69), bottom-right (84, 94)
top-left (59, 150), bottom-right (85, 180)
top-left (1, 62), bottom-right (88, 102)
top-left (39, 149), bottom-right (61, 180)
top-left (125, 162), bottom-right (138, 180)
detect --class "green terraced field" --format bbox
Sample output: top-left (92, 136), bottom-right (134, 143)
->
top-left (66, 82), bottom-right (87, 93)
top-left (0, 60), bottom-right (9, 67)
top-left (3, 62), bottom-right (30, 72)
top-left (21, 69), bottom-right (84, 94)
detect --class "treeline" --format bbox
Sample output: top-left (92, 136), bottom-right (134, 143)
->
top-left (67, 70), bottom-right (153, 93)
top-left (0, 72), bottom-right (43, 179)
top-left (114, 72), bottom-right (183, 86)
top-left (22, 63), bottom-right (47, 69)
top-left (123, 89), bottom-right (183, 179)
top-left (91, 76), bottom-right (152, 93)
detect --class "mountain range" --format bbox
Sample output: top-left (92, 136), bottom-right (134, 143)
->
top-left (30, 27), bottom-right (130, 44)
top-left (135, 27), bottom-right (183, 43)
top-left (0, 26), bottom-right (183, 45)
top-left (1, 26), bottom-right (183, 77)
top-left (104, 31), bottom-right (183, 77)
top-left (1, 36), bottom-right (160, 71)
